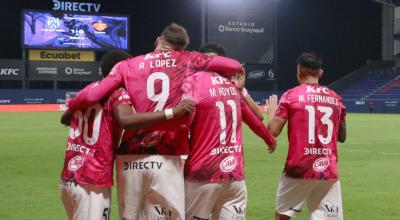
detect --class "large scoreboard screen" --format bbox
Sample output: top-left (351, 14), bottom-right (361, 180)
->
top-left (22, 10), bottom-right (129, 50)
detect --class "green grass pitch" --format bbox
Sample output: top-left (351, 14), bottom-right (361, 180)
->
top-left (0, 112), bottom-right (399, 219)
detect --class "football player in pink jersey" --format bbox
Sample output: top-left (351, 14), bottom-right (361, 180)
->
top-left (59, 50), bottom-right (195, 220)
top-left (183, 43), bottom-right (276, 220)
top-left (67, 23), bottom-right (244, 219)
top-left (199, 43), bottom-right (265, 121)
top-left (265, 53), bottom-right (347, 220)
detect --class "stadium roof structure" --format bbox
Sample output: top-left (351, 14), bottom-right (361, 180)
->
top-left (372, 0), bottom-right (400, 7)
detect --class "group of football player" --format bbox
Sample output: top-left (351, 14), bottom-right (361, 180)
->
top-left (59, 23), bottom-right (347, 220)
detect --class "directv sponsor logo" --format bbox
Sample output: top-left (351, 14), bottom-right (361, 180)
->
top-left (304, 148), bottom-right (332, 155)
top-left (67, 143), bottom-right (95, 156)
top-left (123, 161), bottom-right (163, 170)
top-left (53, 0), bottom-right (101, 13)
top-left (211, 145), bottom-right (241, 155)
top-left (0, 68), bottom-right (19, 76)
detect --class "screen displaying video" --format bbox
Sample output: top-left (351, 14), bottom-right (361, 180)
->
top-left (22, 10), bottom-right (129, 50)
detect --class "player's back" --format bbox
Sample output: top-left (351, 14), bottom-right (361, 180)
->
top-left (277, 83), bottom-right (346, 180)
top-left (184, 71), bottom-right (245, 182)
top-left (61, 86), bottom-right (128, 187)
top-left (115, 50), bottom-right (211, 155)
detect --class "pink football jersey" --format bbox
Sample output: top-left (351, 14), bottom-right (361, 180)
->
top-left (60, 85), bottom-right (132, 187)
top-left (68, 50), bottom-right (242, 156)
top-left (184, 71), bottom-right (276, 182)
top-left (275, 84), bottom-right (346, 180)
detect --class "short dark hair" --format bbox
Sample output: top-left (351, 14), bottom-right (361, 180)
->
top-left (100, 50), bottom-right (132, 77)
top-left (160, 23), bottom-right (190, 50)
top-left (199, 43), bottom-right (226, 56)
top-left (297, 53), bottom-right (322, 70)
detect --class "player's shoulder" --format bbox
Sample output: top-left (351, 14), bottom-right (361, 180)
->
top-left (102, 88), bottom-right (125, 105)
top-left (192, 70), bottom-right (216, 78)
top-left (282, 85), bottom-right (301, 97)
top-left (181, 50), bottom-right (206, 59)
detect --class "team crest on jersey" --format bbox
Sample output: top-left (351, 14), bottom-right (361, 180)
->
top-left (220, 156), bottom-right (237, 173)
top-left (313, 157), bottom-right (329, 172)
top-left (68, 156), bottom-right (85, 171)
top-left (141, 131), bottom-right (162, 148)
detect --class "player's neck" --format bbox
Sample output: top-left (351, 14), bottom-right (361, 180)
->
top-left (155, 43), bottom-right (174, 52)
top-left (299, 77), bottom-right (319, 85)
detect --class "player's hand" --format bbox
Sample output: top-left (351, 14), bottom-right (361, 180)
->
top-left (231, 73), bottom-right (246, 91)
top-left (265, 94), bottom-right (278, 117)
top-left (173, 99), bottom-right (195, 117)
top-left (267, 140), bottom-right (277, 154)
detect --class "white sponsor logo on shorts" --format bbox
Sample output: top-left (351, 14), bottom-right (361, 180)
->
top-left (220, 156), bottom-right (237, 173)
top-left (313, 157), bottom-right (329, 172)
top-left (68, 156), bottom-right (85, 171)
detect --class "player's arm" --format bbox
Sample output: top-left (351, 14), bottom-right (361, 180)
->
top-left (241, 99), bottom-right (276, 153)
top-left (242, 91), bottom-right (264, 121)
top-left (193, 52), bottom-right (243, 78)
top-left (338, 120), bottom-right (346, 143)
top-left (207, 56), bottom-right (244, 78)
top-left (338, 103), bottom-right (347, 143)
top-left (68, 63), bottom-right (125, 112)
top-left (265, 94), bottom-right (287, 137)
top-left (232, 74), bottom-right (264, 121)
top-left (60, 109), bottom-right (72, 126)
top-left (114, 99), bottom-right (195, 130)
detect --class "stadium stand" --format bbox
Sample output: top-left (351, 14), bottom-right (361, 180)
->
top-left (330, 60), bottom-right (400, 113)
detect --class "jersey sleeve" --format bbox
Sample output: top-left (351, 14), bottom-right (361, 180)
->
top-left (111, 88), bottom-right (133, 109)
top-left (207, 56), bottom-right (242, 78)
top-left (241, 98), bottom-right (276, 146)
top-left (181, 74), bottom-right (196, 101)
top-left (189, 51), bottom-right (213, 70)
top-left (275, 91), bottom-right (290, 120)
top-left (68, 61), bottom-right (126, 112)
top-left (189, 51), bottom-right (242, 78)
